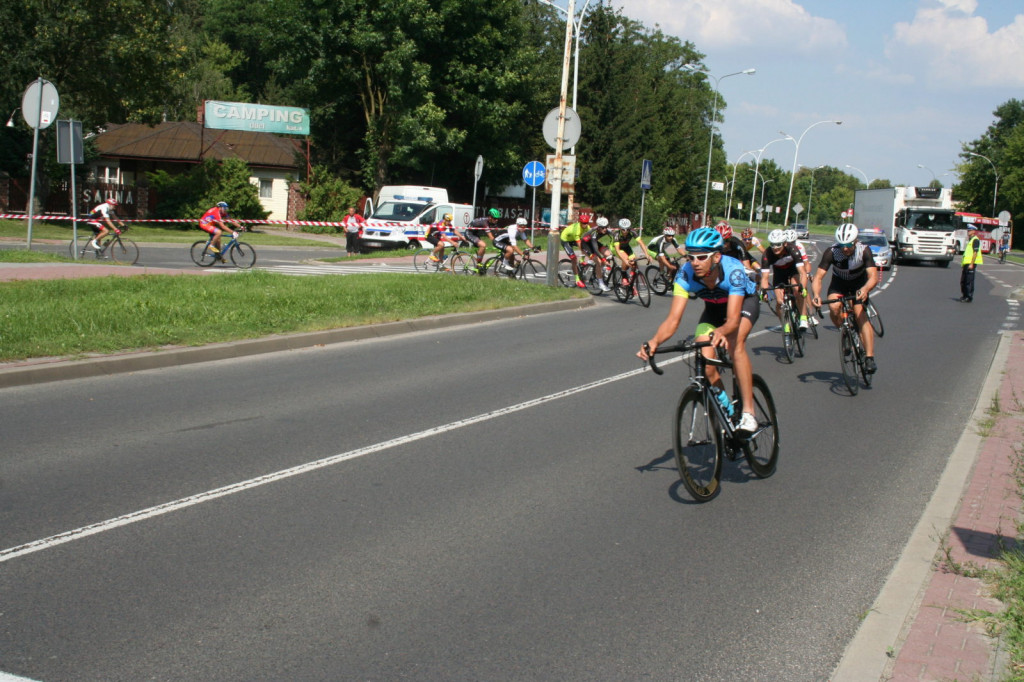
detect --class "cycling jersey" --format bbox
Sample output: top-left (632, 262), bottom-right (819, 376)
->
top-left (560, 221), bottom-right (587, 243)
top-left (647, 235), bottom-right (679, 257)
top-left (761, 243), bottom-right (804, 280)
top-left (674, 254), bottom-right (757, 304)
top-left (817, 243), bottom-right (875, 293)
top-left (580, 227), bottom-right (612, 256)
top-left (721, 236), bottom-right (752, 265)
top-left (466, 217), bottom-right (493, 236)
top-left (493, 226), bottom-right (528, 248)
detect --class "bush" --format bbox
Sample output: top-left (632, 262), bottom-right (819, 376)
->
top-left (148, 158), bottom-right (269, 222)
top-left (297, 166), bottom-right (364, 234)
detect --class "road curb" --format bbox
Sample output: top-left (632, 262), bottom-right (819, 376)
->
top-left (0, 297), bottom-right (593, 389)
top-left (829, 330), bottom-right (1013, 681)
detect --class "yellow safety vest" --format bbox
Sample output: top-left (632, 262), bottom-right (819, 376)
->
top-left (962, 236), bottom-right (984, 266)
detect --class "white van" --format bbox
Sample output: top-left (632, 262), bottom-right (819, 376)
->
top-left (360, 185), bottom-right (473, 250)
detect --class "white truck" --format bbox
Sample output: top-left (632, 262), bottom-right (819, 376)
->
top-left (853, 186), bottom-right (956, 267)
top-left (359, 186), bottom-right (473, 250)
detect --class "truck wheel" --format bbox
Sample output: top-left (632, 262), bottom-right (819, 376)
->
top-left (406, 241), bottom-right (420, 250)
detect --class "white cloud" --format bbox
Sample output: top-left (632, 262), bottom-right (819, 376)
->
top-left (617, 0), bottom-right (846, 52)
top-left (885, 1), bottom-right (1024, 87)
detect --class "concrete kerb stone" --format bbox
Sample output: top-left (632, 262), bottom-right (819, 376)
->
top-left (0, 297), bottom-right (593, 389)
top-left (829, 330), bottom-right (1015, 681)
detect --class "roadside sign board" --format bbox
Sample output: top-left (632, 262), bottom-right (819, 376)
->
top-left (523, 161), bottom-right (545, 187)
top-left (21, 79), bottom-right (59, 130)
top-left (641, 160), bottom-right (653, 190)
top-left (204, 100), bottom-right (309, 135)
top-left (545, 154), bottom-right (575, 193)
top-left (56, 120), bottom-right (84, 165)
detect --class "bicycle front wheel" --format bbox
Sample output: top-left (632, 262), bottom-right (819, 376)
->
top-left (840, 327), bottom-right (860, 395)
top-left (781, 306), bottom-right (795, 363)
top-left (229, 241), bottom-right (257, 269)
top-left (190, 240), bottom-right (217, 267)
top-left (581, 264), bottom-right (602, 295)
top-left (806, 309), bottom-right (819, 339)
top-left (635, 271), bottom-right (652, 307)
top-left (610, 267), bottom-right (629, 302)
top-left (865, 299), bottom-right (884, 338)
top-left (742, 375), bottom-right (780, 478)
top-left (674, 386), bottom-right (723, 503)
top-left (791, 305), bottom-right (805, 358)
top-left (518, 259), bottom-right (545, 282)
top-left (646, 265), bottom-right (671, 295)
top-left (107, 237), bottom-right (139, 265)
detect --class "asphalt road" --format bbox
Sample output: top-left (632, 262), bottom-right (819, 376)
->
top-left (1, 252), bottom-right (1022, 680)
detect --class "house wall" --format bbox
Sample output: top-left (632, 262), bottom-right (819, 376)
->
top-left (249, 169), bottom-right (292, 220)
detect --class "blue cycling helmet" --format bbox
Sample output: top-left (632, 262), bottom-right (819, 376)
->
top-left (685, 227), bottom-right (724, 252)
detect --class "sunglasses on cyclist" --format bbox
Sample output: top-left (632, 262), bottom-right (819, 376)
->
top-left (686, 252), bottom-right (715, 262)
top-left (838, 242), bottom-right (856, 249)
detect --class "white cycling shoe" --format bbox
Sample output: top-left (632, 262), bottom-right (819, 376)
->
top-left (737, 412), bottom-right (758, 433)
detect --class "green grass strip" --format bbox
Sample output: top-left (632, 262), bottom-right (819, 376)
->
top-left (0, 271), bottom-right (582, 362)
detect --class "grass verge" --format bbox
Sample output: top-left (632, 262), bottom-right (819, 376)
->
top-left (0, 270), bottom-right (583, 362)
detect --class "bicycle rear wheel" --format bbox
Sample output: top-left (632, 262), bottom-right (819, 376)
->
top-left (557, 259), bottom-right (577, 287)
top-left (107, 237), bottom-right (139, 265)
top-left (581, 264), bottom-right (602, 295)
top-left (673, 386), bottom-right (723, 503)
top-left (742, 375), bottom-right (779, 478)
top-left (190, 240), bottom-right (217, 267)
top-left (450, 252), bottom-right (475, 275)
top-left (646, 265), bottom-right (671, 295)
top-left (806, 309), bottom-right (819, 339)
top-left (610, 267), bottom-right (629, 302)
top-left (791, 305), bottom-right (805, 358)
top-left (230, 241), bottom-right (257, 269)
top-left (413, 248), bottom-right (439, 273)
top-left (840, 327), bottom-right (860, 395)
top-left (865, 299), bottom-right (884, 338)
top-left (635, 271), bottom-right (651, 307)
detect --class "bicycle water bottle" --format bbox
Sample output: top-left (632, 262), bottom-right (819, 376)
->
top-left (712, 386), bottom-right (734, 419)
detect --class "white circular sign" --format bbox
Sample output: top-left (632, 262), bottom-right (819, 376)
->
top-left (21, 78), bottom-right (60, 130)
top-left (543, 107), bottom-right (581, 150)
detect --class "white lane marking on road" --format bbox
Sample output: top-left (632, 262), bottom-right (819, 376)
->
top-left (5, 330), bottom-right (779, 564)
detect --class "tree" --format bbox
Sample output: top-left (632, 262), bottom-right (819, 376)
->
top-left (957, 99), bottom-right (1024, 240)
top-left (147, 158), bottom-right (268, 221)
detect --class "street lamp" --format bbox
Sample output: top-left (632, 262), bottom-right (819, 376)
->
top-left (917, 163), bottom-right (936, 183)
top-left (748, 137), bottom-right (794, 225)
top-left (759, 176), bottom-right (774, 227)
top-left (967, 152), bottom-right (999, 217)
top-left (5, 109), bottom-right (18, 128)
top-left (536, 0), bottom-right (593, 130)
top-left (782, 119), bottom-right (842, 227)
top-left (727, 149), bottom-right (758, 221)
top-left (803, 164), bottom-right (824, 229)
top-left (685, 65), bottom-right (756, 221)
top-left (845, 164), bottom-right (868, 187)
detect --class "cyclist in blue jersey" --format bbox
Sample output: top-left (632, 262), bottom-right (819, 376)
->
top-left (638, 227), bottom-right (760, 433)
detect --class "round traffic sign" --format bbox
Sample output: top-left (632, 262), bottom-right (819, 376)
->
top-left (522, 161), bottom-right (546, 187)
top-left (21, 78), bottom-right (60, 130)
top-left (542, 107), bottom-right (581, 150)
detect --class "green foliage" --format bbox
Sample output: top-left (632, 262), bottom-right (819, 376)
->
top-left (297, 166), bottom-right (364, 233)
top-left (147, 158), bottom-right (268, 221)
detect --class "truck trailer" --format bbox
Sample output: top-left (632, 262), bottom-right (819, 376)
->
top-left (853, 187), bottom-right (956, 266)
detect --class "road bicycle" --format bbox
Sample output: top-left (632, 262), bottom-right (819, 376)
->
top-left (511, 247), bottom-right (547, 282)
top-left (69, 224), bottom-right (139, 265)
top-left (556, 253), bottom-right (605, 293)
top-left (645, 256), bottom-right (680, 296)
top-left (998, 246), bottom-right (1009, 264)
top-left (609, 256), bottom-right (651, 307)
top-left (190, 228), bottom-right (256, 269)
top-left (819, 294), bottom-right (873, 395)
top-left (772, 282), bottom-right (805, 363)
top-left (414, 240), bottom-right (475, 275)
top-left (645, 337), bottom-right (779, 502)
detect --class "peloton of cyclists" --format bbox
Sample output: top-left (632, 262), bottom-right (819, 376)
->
top-left (810, 223), bottom-right (879, 374)
top-left (637, 227), bottom-right (760, 434)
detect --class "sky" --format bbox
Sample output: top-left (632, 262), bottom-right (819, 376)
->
top-left (607, 0), bottom-right (1023, 198)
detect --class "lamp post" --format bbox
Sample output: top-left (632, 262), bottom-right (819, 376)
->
top-left (544, 0), bottom-right (576, 286)
top-left (845, 164), bottom-right (868, 187)
top-left (759, 176), bottom-right (774, 227)
top-left (748, 137), bottom-right (793, 225)
top-left (727, 149), bottom-right (758, 221)
top-left (803, 164), bottom-right (824, 230)
top-left (685, 65), bottom-right (756, 221)
top-left (782, 119), bottom-right (842, 227)
top-left (916, 163), bottom-right (936, 183)
top-left (967, 152), bottom-right (999, 216)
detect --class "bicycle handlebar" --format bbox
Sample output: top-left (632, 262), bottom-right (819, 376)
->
top-left (644, 337), bottom-right (730, 375)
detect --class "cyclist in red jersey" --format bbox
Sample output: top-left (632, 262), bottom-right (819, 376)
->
top-left (199, 201), bottom-right (242, 260)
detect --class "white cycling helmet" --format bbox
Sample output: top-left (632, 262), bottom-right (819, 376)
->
top-left (618, 218), bottom-right (632, 229)
top-left (835, 223), bottom-right (859, 244)
top-left (663, 226), bottom-right (676, 236)
top-left (516, 217), bottom-right (528, 226)
top-left (595, 216), bottom-right (609, 228)
top-left (767, 229), bottom-right (787, 246)
top-left (784, 229), bottom-right (798, 243)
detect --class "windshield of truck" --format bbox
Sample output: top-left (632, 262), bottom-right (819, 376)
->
top-left (371, 201), bottom-right (429, 221)
top-left (907, 212), bottom-right (953, 231)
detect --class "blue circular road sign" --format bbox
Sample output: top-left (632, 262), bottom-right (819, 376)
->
top-left (523, 161), bottom-right (546, 188)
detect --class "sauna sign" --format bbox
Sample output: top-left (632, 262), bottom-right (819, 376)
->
top-left (204, 100), bottom-right (309, 135)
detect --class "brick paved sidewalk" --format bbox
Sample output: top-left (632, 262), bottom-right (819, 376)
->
top-left (886, 331), bottom-right (1024, 681)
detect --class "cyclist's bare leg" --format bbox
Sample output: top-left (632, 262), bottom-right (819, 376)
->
top-left (728, 319), bottom-right (755, 416)
top-left (855, 304), bottom-right (875, 356)
top-left (826, 294), bottom-right (844, 327)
